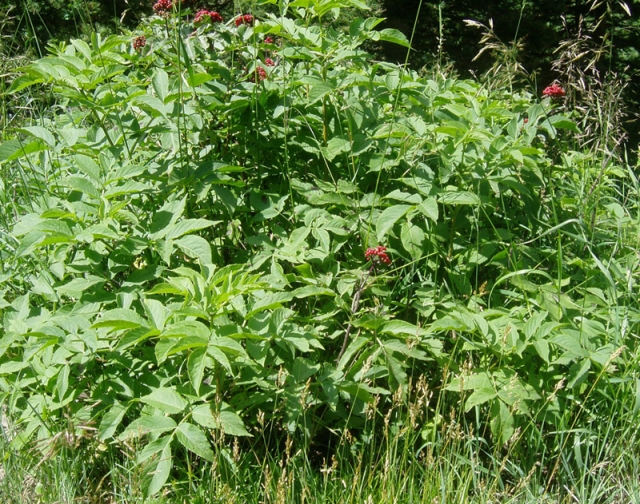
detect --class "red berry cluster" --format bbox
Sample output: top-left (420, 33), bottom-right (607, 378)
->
top-left (132, 35), bottom-right (147, 51)
top-left (250, 66), bottom-right (267, 82)
top-left (194, 9), bottom-right (223, 23)
top-left (235, 14), bottom-right (254, 26)
top-left (542, 83), bottom-right (566, 98)
top-left (365, 246), bottom-right (391, 265)
top-left (264, 36), bottom-right (274, 44)
top-left (264, 57), bottom-right (276, 67)
top-left (153, 0), bottom-right (172, 14)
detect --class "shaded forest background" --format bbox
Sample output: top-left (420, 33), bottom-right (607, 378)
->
top-left (2, 0), bottom-right (639, 145)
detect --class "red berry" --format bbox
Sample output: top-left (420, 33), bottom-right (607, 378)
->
top-left (153, 0), bottom-right (172, 15)
top-left (132, 35), bottom-right (147, 51)
top-left (235, 13), bottom-right (254, 26)
top-left (542, 83), bottom-right (566, 98)
top-left (365, 246), bottom-right (391, 265)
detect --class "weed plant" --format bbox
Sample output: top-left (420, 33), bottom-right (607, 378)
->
top-left (0, 0), bottom-right (638, 502)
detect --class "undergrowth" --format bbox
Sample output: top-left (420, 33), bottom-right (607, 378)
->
top-left (0, 0), bottom-right (638, 502)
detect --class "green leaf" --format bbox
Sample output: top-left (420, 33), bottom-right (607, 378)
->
top-left (56, 364), bottom-right (70, 402)
top-left (7, 74), bottom-right (44, 94)
top-left (0, 140), bottom-right (22, 162)
top-left (445, 371), bottom-right (492, 392)
top-left (533, 340), bottom-right (550, 363)
top-left (523, 311), bottom-right (549, 340)
top-left (321, 136), bottom-right (350, 161)
top-left (99, 402), bottom-right (129, 441)
top-left (16, 126), bottom-right (56, 148)
top-left (152, 68), bottom-right (169, 103)
top-left (166, 219), bottom-right (219, 240)
top-left (192, 404), bottom-right (218, 429)
top-left (400, 222), bottom-right (425, 259)
top-left (186, 73), bottom-right (213, 87)
top-left (92, 308), bottom-right (148, 330)
top-left (219, 408), bottom-right (251, 437)
top-left (140, 388), bottom-right (188, 414)
top-left (381, 320), bottom-right (427, 337)
top-left (551, 332), bottom-right (589, 359)
top-left (385, 353), bottom-right (407, 386)
top-left (0, 360), bottom-right (30, 374)
top-left (246, 292), bottom-right (293, 318)
top-left (438, 191), bottom-right (480, 205)
top-left (57, 276), bottom-right (105, 296)
top-left (548, 115), bottom-right (580, 132)
top-left (465, 387), bottom-right (497, 411)
top-left (291, 285), bottom-right (335, 298)
top-left (376, 28), bottom-right (411, 48)
top-left (14, 230), bottom-right (44, 256)
top-left (73, 154), bottom-right (102, 182)
top-left (490, 400), bottom-right (514, 445)
top-left (0, 139), bottom-right (46, 162)
top-left (292, 357), bottom-right (321, 383)
top-left (165, 336), bottom-right (209, 357)
top-left (418, 197), bottom-right (438, 222)
top-left (176, 422), bottom-right (214, 461)
top-left (70, 39), bottom-right (92, 61)
top-left (188, 348), bottom-right (207, 395)
top-left (174, 235), bottom-right (213, 265)
top-left (147, 442), bottom-right (172, 496)
top-left (120, 415), bottom-right (177, 439)
top-left (308, 83), bottom-right (333, 103)
top-left (207, 346), bottom-right (232, 373)
top-left (116, 327), bottom-right (159, 351)
top-left (161, 320), bottom-right (210, 340)
top-left (337, 336), bottom-right (370, 372)
top-left (567, 358), bottom-right (591, 389)
top-left (385, 72), bottom-right (400, 91)
top-left (138, 435), bottom-right (172, 464)
top-left (376, 204), bottom-right (412, 241)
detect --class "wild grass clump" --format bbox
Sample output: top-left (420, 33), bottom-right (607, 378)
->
top-left (0, 0), bottom-right (638, 502)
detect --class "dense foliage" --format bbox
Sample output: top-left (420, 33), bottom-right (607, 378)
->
top-left (0, 0), bottom-right (638, 500)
